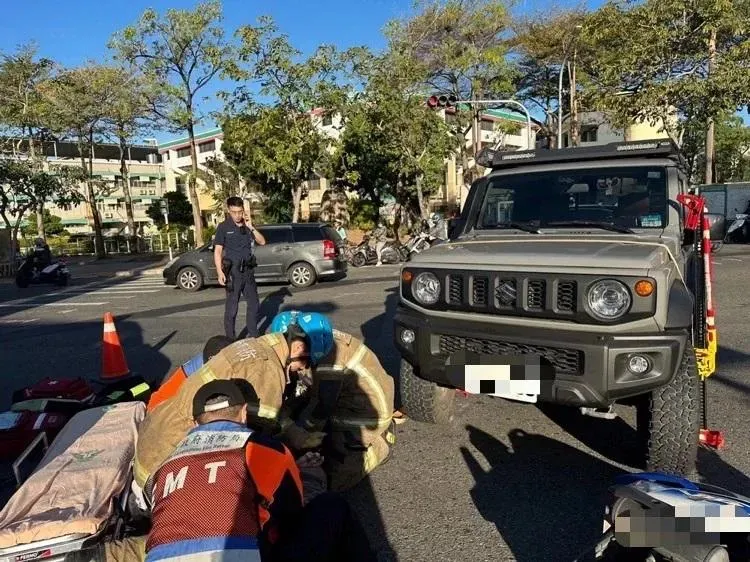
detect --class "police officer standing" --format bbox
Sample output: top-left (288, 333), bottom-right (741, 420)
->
top-left (213, 197), bottom-right (266, 340)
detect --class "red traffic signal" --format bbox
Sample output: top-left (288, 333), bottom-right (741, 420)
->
top-left (427, 94), bottom-right (458, 108)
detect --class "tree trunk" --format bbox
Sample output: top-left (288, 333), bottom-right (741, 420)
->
top-left (292, 184), bottom-right (303, 223)
top-left (83, 135), bottom-right (105, 259)
top-left (36, 202), bottom-right (45, 240)
top-left (119, 135), bottom-right (137, 253)
top-left (569, 54), bottom-right (580, 147)
top-left (415, 175), bottom-right (428, 219)
top-left (705, 30), bottom-right (717, 185)
top-left (186, 114), bottom-right (204, 246)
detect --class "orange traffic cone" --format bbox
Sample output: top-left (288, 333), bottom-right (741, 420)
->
top-left (102, 312), bottom-right (129, 380)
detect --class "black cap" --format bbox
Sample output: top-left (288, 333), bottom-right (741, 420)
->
top-left (192, 379), bottom-right (246, 419)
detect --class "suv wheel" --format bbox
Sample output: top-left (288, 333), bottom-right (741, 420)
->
top-left (636, 347), bottom-right (700, 476)
top-left (399, 359), bottom-right (455, 424)
top-left (177, 266), bottom-right (203, 292)
top-left (288, 261), bottom-right (316, 288)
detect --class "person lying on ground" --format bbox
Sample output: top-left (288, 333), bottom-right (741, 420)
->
top-left (133, 311), bottom-right (397, 496)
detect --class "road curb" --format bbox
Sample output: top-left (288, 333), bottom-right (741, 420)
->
top-left (74, 267), bottom-right (164, 280)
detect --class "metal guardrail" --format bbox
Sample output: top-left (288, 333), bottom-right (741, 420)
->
top-left (1, 233), bottom-right (194, 278)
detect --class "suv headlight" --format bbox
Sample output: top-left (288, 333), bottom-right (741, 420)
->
top-left (587, 280), bottom-right (631, 320)
top-left (412, 272), bottom-right (441, 305)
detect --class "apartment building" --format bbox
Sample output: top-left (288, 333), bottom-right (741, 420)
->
top-left (1, 139), bottom-right (166, 235)
top-left (559, 111), bottom-right (673, 148)
top-left (157, 128), bottom-right (229, 226)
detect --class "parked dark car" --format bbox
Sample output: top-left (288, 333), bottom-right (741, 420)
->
top-left (163, 222), bottom-right (347, 291)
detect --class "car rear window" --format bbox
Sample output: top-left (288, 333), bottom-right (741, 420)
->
top-left (292, 226), bottom-right (323, 242)
top-left (321, 226), bottom-right (342, 243)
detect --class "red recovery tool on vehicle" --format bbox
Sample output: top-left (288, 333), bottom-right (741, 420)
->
top-left (0, 410), bottom-right (68, 461)
top-left (677, 193), bottom-right (723, 449)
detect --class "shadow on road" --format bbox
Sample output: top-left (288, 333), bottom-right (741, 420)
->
top-left (536, 404), bottom-right (643, 468)
top-left (0, 317), bottom-right (172, 411)
top-left (361, 287), bottom-right (401, 409)
top-left (462, 425), bottom-right (624, 562)
top-left (0, 315), bottom-right (172, 506)
top-left (539, 401), bottom-right (750, 501)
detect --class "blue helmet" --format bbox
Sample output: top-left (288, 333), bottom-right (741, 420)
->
top-left (268, 310), bottom-right (334, 364)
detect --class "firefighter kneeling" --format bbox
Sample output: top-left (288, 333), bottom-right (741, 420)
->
top-left (133, 311), bottom-right (396, 499)
top-left (267, 311), bottom-right (396, 492)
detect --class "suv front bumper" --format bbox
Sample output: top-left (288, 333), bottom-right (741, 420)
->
top-left (393, 304), bottom-right (689, 408)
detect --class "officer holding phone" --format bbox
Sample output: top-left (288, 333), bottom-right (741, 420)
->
top-left (213, 197), bottom-right (266, 339)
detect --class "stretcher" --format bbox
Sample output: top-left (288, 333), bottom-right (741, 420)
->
top-left (0, 401), bottom-right (145, 562)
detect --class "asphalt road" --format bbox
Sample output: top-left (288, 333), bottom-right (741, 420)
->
top-left (2, 249), bottom-right (750, 561)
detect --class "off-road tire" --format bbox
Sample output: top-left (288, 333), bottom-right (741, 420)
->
top-left (636, 348), bottom-right (700, 476)
top-left (399, 359), bottom-right (455, 424)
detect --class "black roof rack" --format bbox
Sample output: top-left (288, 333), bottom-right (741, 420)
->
top-left (481, 139), bottom-right (685, 170)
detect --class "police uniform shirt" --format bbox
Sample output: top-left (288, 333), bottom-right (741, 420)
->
top-left (215, 217), bottom-right (254, 262)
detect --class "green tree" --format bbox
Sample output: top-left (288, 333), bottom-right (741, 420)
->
top-left (221, 16), bottom-right (342, 223)
top-left (146, 191), bottom-right (194, 228)
top-left (511, 8), bottom-right (589, 147)
top-left (385, 0), bottom-right (517, 182)
top-left (0, 161), bottom-right (83, 259)
top-left (22, 210), bottom-right (65, 237)
top-left (0, 44), bottom-right (59, 237)
top-left (715, 114), bottom-right (750, 183)
top-left (323, 48), bottom-right (456, 223)
top-left (40, 64), bottom-right (121, 258)
top-left (110, 0), bottom-right (240, 245)
top-left (102, 67), bottom-right (163, 252)
top-left (583, 0), bottom-right (750, 182)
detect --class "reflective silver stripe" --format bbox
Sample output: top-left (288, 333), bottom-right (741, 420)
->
top-left (148, 548), bottom-right (262, 562)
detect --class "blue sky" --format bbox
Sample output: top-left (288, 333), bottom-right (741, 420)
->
top-left (1, 0), bottom-right (603, 143)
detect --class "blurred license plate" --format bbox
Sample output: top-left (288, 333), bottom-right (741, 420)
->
top-left (463, 364), bottom-right (541, 403)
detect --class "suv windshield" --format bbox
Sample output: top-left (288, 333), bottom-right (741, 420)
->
top-left (477, 166), bottom-right (669, 231)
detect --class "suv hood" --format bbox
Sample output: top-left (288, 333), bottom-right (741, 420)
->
top-left (410, 237), bottom-right (671, 270)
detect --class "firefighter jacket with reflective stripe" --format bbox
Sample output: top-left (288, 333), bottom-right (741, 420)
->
top-left (134, 335), bottom-right (292, 489)
top-left (145, 420), bottom-right (303, 562)
top-left (296, 329), bottom-right (396, 491)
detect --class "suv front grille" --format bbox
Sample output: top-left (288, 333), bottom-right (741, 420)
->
top-left (432, 270), bottom-right (581, 320)
top-left (438, 335), bottom-right (584, 376)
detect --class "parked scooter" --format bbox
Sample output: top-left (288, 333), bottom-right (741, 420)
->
top-left (15, 252), bottom-right (70, 288)
top-left (709, 209), bottom-right (749, 253)
top-left (348, 234), bottom-right (405, 267)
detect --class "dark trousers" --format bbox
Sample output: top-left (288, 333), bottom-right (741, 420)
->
top-left (271, 492), bottom-right (378, 562)
top-left (224, 266), bottom-right (260, 340)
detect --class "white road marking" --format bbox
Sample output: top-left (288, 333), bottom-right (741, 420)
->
top-left (0, 302), bottom-right (109, 308)
top-left (0, 318), bottom-right (39, 324)
top-left (725, 258), bottom-right (742, 262)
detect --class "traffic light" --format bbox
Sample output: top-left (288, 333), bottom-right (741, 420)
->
top-left (427, 94), bottom-right (458, 109)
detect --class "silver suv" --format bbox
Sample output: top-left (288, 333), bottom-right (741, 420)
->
top-left (393, 140), bottom-right (721, 476)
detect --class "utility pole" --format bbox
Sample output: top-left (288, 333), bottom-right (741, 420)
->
top-left (705, 29), bottom-right (717, 184)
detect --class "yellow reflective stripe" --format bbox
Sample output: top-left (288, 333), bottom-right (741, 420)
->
top-left (133, 459), bottom-right (149, 488)
top-left (247, 402), bottom-right (279, 419)
top-left (345, 345), bottom-right (391, 423)
top-left (129, 382), bottom-right (150, 397)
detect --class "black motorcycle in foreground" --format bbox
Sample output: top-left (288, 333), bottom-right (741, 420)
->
top-left (16, 253), bottom-right (70, 288)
